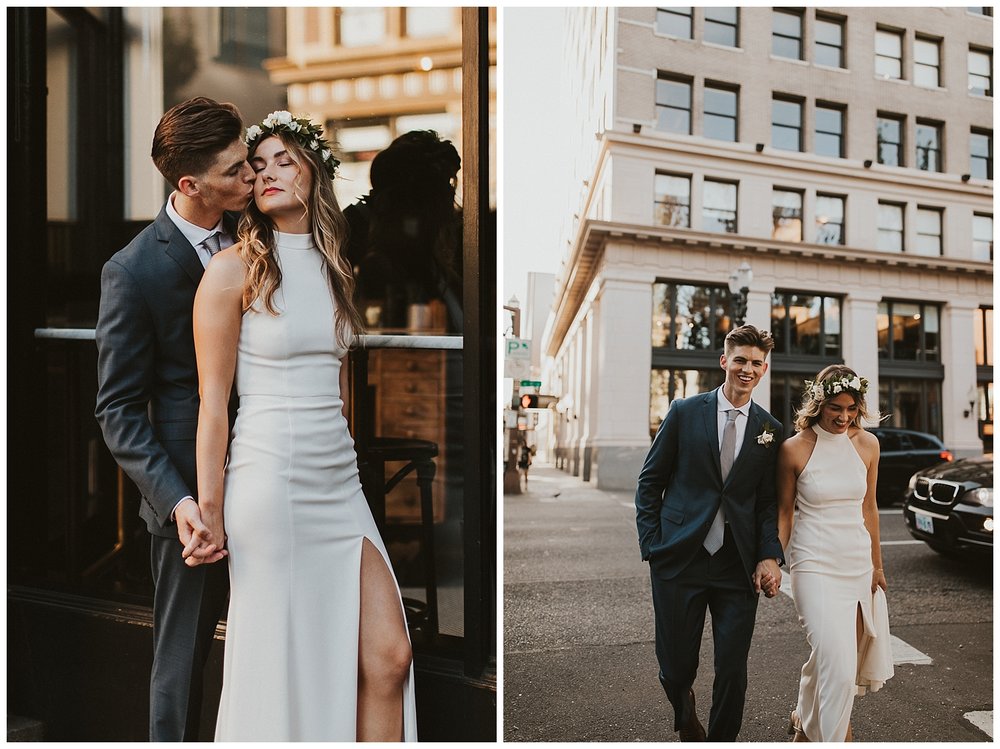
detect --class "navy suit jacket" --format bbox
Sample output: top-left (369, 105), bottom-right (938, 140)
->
top-left (95, 206), bottom-right (237, 538)
top-left (635, 388), bottom-right (784, 588)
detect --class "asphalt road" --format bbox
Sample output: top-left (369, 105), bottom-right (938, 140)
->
top-left (503, 465), bottom-right (993, 742)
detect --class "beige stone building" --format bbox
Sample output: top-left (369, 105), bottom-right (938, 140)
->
top-left (543, 7), bottom-right (993, 490)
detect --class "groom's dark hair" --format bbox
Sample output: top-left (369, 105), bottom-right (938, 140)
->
top-left (724, 325), bottom-right (775, 356)
top-left (151, 96), bottom-right (245, 189)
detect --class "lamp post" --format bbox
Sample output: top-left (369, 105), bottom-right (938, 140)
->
top-left (728, 261), bottom-right (753, 329)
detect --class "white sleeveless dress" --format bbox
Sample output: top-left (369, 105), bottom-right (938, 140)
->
top-left (214, 231), bottom-right (417, 741)
top-left (787, 425), bottom-right (879, 742)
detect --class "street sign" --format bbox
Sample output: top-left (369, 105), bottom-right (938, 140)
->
top-left (520, 380), bottom-right (541, 387)
top-left (505, 338), bottom-right (530, 359)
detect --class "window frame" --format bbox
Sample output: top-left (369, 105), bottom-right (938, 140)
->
top-left (653, 171), bottom-right (692, 228)
top-left (814, 14), bottom-right (845, 69)
top-left (814, 101), bottom-right (845, 158)
top-left (972, 213), bottom-right (993, 261)
top-left (815, 193), bottom-right (846, 246)
top-left (655, 72), bottom-right (693, 135)
top-left (771, 187), bottom-right (804, 242)
top-left (915, 119), bottom-right (943, 172)
top-left (878, 299), bottom-right (942, 363)
top-left (703, 81), bottom-right (739, 142)
top-left (970, 128), bottom-right (993, 179)
top-left (876, 113), bottom-right (905, 167)
top-left (771, 95), bottom-right (803, 152)
top-left (914, 206), bottom-right (944, 256)
top-left (877, 201), bottom-right (905, 252)
top-left (875, 27), bottom-right (904, 80)
top-left (771, 8), bottom-right (804, 60)
top-left (968, 46), bottom-right (993, 97)
top-left (770, 290), bottom-right (844, 359)
top-left (655, 7), bottom-right (693, 39)
top-left (703, 7), bottom-right (739, 47)
top-left (913, 35), bottom-right (942, 88)
top-left (702, 178), bottom-right (738, 234)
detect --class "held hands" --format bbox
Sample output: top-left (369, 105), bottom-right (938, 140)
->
top-left (175, 499), bottom-right (228, 567)
top-left (754, 558), bottom-right (782, 598)
top-left (871, 567), bottom-right (888, 593)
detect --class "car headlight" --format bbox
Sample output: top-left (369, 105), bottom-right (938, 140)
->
top-left (967, 487), bottom-right (993, 507)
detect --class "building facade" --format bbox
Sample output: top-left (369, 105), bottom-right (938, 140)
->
top-left (544, 7), bottom-right (993, 490)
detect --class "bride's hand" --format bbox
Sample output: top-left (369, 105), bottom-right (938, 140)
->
top-left (872, 567), bottom-right (887, 593)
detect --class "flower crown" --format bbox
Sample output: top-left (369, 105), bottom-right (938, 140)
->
top-left (245, 110), bottom-right (340, 180)
top-left (804, 374), bottom-right (869, 401)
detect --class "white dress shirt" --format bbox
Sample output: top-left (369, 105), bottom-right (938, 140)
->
top-left (716, 387), bottom-right (751, 460)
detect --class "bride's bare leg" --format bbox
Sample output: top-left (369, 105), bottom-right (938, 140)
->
top-left (844, 604), bottom-right (864, 742)
top-left (357, 538), bottom-right (412, 742)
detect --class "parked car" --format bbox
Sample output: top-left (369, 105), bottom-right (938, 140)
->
top-left (870, 427), bottom-right (953, 506)
top-left (902, 455), bottom-right (993, 556)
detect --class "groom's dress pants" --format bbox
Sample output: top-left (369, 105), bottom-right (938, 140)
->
top-left (650, 525), bottom-right (759, 742)
top-left (150, 534), bottom-right (230, 741)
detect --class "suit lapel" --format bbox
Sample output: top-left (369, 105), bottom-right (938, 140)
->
top-left (725, 405), bottom-right (763, 486)
top-left (703, 390), bottom-right (722, 479)
top-left (155, 207), bottom-right (205, 286)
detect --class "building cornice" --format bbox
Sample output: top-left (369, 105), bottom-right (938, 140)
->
top-left (545, 218), bottom-right (992, 357)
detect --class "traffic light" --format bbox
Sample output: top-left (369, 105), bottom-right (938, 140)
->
top-left (520, 393), bottom-right (539, 409)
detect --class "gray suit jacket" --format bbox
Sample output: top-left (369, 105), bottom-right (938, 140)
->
top-left (95, 206), bottom-right (236, 537)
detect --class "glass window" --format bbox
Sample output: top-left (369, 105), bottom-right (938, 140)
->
top-left (914, 207), bottom-right (943, 256)
top-left (968, 7), bottom-right (994, 16)
top-left (650, 368), bottom-right (725, 436)
top-left (704, 83), bottom-right (738, 141)
top-left (878, 301), bottom-right (940, 362)
top-left (877, 202), bottom-right (904, 252)
top-left (875, 28), bottom-right (903, 79)
top-left (771, 292), bottom-right (842, 356)
top-left (969, 48), bottom-right (993, 96)
top-left (973, 213), bottom-right (993, 261)
top-left (915, 121), bottom-right (942, 172)
top-left (772, 188), bottom-right (803, 241)
top-left (815, 103), bottom-right (844, 158)
top-left (404, 8), bottom-right (453, 38)
top-left (651, 281), bottom-right (732, 351)
top-left (704, 7), bottom-right (739, 47)
top-left (970, 129), bottom-right (993, 179)
top-left (654, 173), bottom-right (691, 228)
top-left (878, 379), bottom-right (943, 437)
top-left (815, 15), bottom-right (845, 68)
top-left (702, 179), bottom-right (737, 233)
top-left (974, 307), bottom-right (993, 366)
top-left (772, 96), bottom-right (802, 151)
top-left (914, 36), bottom-right (941, 88)
top-left (656, 74), bottom-right (692, 134)
top-left (656, 7), bottom-right (692, 39)
top-left (876, 115), bottom-right (904, 166)
top-left (772, 9), bottom-right (803, 60)
top-left (815, 194), bottom-right (845, 245)
top-left (339, 7), bottom-right (386, 47)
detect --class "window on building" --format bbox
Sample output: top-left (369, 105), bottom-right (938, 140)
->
top-left (875, 28), bottom-right (903, 79)
top-left (656, 7), bottom-right (693, 38)
top-left (404, 7), bottom-right (453, 38)
top-left (772, 188), bottom-right (803, 241)
top-left (704, 83), bottom-right (738, 141)
top-left (913, 36), bottom-right (942, 88)
top-left (772, 96), bottom-right (803, 151)
top-left (968, 7), bottom-right (994, 16)
top-left (970, 128), bottom-right (993, 179)
top-left (772, 9), bottom-right (803, 60)
top-left (704, 7), bottom-right (739, 47)
top-left (218, 8), bottom-right (270, 66)
top-left (877, 202), bottom-right (904, 252)
top-left (975, 307), bottom-right (993, 366)
top-left (651, 281), bottom-right (732, 350)
top-left (702, 179), bottom-right (737, 233)
top-left (814, 15), bottom-right (845, 68)
top-left (878, 379), bottom-right (943, 437)
top-left (973, 213), bottom-right (993, 261)
top-left (915, 121), bottom-right (942, 172)
top-left (771, 292), bottom-right (842, 357)
top-left (914, 207), bottom-right (943, 255)
top-left (655, 74), bottom-right (692, 134)
top-left (878, 301), bottom-right (940, 361)
top-left (815, 194), bottom-right (845, 245)
top-left (339, 7), bottom-right (387, 47)
top-left (649, 368), bottom-right (725, 435)
top-left (654, 172), bottom-right (691, 228)
top-left (969, 47), bottom-right (993, 96)
top-left (876, 114), bottom-right (904, 166)
top-left (815, 103), bottom-right (845, 158)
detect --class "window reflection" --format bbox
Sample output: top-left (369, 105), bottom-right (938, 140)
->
top-left (878, 300), bottom-right (940, 362)
top-left (650, 368), bottom-right (725, 436)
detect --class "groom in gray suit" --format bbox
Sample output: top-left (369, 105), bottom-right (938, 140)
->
top-left (636, 324), bottom-right (784, 742)
top-left (95, 97), bottom-right (254, 741)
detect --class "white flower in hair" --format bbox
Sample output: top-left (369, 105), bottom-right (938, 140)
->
top-left (274, 110), bottom-right (294, 126)
top-left (310, 139), bottom-right (319, 149)
top-left (832, 383), bottom-right (842, 393)
top-left (321, 149), bottom-right (332, 162)
top-left (812, 383), bottom-right (824, 400)
top-left (289, 121), bottom-right (301, 132)
top-left (246, 125), bottom-right (262, 142)
top-left (849, 376), bottom-right (862, 390)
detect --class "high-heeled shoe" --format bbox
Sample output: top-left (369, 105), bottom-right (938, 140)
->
top-left (787, 710), bottom-right (807, 741)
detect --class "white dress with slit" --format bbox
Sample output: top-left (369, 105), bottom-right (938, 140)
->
top-left (214, 231), bottom-right (417, 741)
top-left (787, 425), bottom-right (888, 742)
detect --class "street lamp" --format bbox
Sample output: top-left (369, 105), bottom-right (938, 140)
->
top-left (728, 261), bottom-right (753, 329)
top-left (504, 295), bottom-right (521, 338)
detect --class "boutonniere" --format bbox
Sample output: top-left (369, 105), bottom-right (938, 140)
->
top-left (756, 424), bottom-right (776, 448)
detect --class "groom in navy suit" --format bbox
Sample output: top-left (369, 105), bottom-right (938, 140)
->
top-left (636, 324), bottom-right (784, 742)
top-left (96, 97), bottom-right (254, 740)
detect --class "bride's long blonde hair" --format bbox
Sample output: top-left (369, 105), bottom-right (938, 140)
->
top-left (237, 132), bottom-right (365, 349)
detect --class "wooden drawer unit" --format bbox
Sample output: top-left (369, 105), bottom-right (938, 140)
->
top-left (369, 348), bottom-right (447, 523)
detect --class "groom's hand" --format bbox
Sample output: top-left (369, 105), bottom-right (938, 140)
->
top-left (754, 558), bottom-right (781, 597)
top-left (176, 499), bottom-right (228, 566)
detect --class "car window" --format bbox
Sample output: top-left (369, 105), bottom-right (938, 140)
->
top-left (908, 434), bottom-right (938, 450)
top-left (874, 430), bottom-right (900, 451)
top-left (895, 434), bottom-right (914, 451)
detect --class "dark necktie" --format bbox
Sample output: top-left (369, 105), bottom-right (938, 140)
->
top-left (705, 408), bottom-right (738, 555)
top-left (202, 232), bottom-right (223, 256)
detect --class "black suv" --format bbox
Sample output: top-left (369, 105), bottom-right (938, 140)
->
top-left (902, 455), bottom-right (993, 555)
top-left (870, 427), bottom-right (953, 506)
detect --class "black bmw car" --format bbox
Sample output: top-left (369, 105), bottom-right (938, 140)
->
top-left (902, 455), bottom-right (993, 555)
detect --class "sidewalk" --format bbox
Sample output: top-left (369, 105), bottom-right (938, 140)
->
top-left (503, 463), bottom-right (809, 743)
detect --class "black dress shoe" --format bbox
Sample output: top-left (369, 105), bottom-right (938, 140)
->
top-left (677, 689), bottom-right (706, 742)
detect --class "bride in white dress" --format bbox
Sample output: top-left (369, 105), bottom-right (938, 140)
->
top-left (776, 366), bottom-right (892, 742)
top-left (189, 112), bottom-right (417, 741)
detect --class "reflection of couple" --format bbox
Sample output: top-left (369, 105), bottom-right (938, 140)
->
top-left (96, 98), bottom-right (416, 740)
top-left (636, 325), bottom-right (893, 742)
